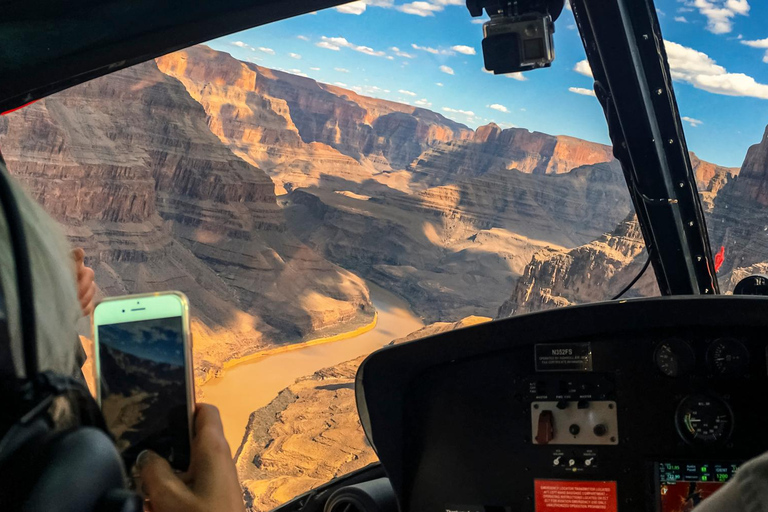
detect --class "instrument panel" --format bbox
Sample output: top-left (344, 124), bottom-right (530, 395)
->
top-left (357, 297), bottom-right (768, 512)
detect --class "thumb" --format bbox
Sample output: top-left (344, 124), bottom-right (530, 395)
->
top-left (137, 450), bottom-right (195, 509)
top-left (72, 247), bottom-right (85, 265)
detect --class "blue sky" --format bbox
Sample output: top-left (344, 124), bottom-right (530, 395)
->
top-left (210, 0), bottom-right (768, 168)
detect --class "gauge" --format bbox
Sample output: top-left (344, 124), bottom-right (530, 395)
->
top-left (654, 339), bottom-right (695, 377)
top-left (675, 394), bottom-right (733, 444)
top-left (707, 338), bottom-right (750, 376)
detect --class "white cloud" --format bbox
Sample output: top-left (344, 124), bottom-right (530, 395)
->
top-left (390, 47), bottom-right (417, 58)
top-left (682, 116), bottom-right (704, 127)
top-left (481, 67), bottom-right (492, 74)
top-left (440, 65), bottom-right (455, 75)
top-left (435, 82), bottom-right (444, 86)
top-left (507, 72), bottom-right (528, 81)
top-left (415, 98), bottom-right (433, 107)
top-left (258, 47), bottom-right (275, 55)
top-left (471, 18), bottom-right (487, 24)
top-left (666, 40), bottom-right (768, 99)
top-left (335, 67), bottom-right (350, 73)
top-left (565, 0), bottom-right (572, 10)
top-left (443, 107), bottom-right (475, 116)
top-left (336, 1), bottom-right (367, 14)
top-left (488, 104), bottom-right (509, 113)
top-left (451, 45), bottom-right (476, 55)
top-left (316, 36), bottom-right (388, 57)
top-left (691, 0), bottom-right (750, 34)
top-left (334, 82), bottom-right (348, 87)
top-left (675, 16), bottom-right (689, 22)
top-left (289, 53), bottom-right (302, 59)
top-left (232, 41), bottom-right (250, 49)
top-left (398, 1), bottom-right (442, 16)
top-left (297, 35), bottom-right (310, 41)
top-left (310, 67), bottom-right (321, 71)
top-left (569, 87), bottom-right (597, 97)
top-left (288, 69), bottom-right (308, 77)
top-left (742, 37), bottom-right (768, 63)
top-left (411, 43), bottom-right (454, 55)
top-left (399, 89), bottom-right (418, 96)
top-left (574, 59), bottom-right (593, 77)
top-left (316, 41), bottom-right (340, 51)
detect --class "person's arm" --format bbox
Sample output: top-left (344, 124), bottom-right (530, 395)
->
top-left (693, 452), bottom-right (768, 512)
top-left (137, 404), bottom-right (246, 512)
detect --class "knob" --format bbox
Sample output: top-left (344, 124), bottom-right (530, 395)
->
top-left (556, 400), bottom-right (569, 410)
top-left (569, 424), bottom-right (581, 435)
top-left (553, 457), bottom-right (561, 466)
top-left (593, 424), bottom-right (607, 437)
top-left (577, 400), bottom-right (590, 409)
top-left (585, 457), bottom-right (594, 467)
top-left (568, 458), bottom-right (576, 467)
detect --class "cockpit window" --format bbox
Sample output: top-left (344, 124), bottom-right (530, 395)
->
top-left (0, 1), bottom-right (766, 510)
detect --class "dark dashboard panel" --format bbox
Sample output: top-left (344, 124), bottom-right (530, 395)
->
top-left (356, 297), bottom-right (768, 512)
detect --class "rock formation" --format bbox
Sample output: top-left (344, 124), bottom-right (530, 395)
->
top-left (234, 316), bottom-right (491, 512)
top-left (498, 215), bottom-right (659, 317)
top-left (708, 126), bottom-right (768, 288)
top-left (0, 59), bottom-right (372, 388)
top-left (155, 45), bottom-right (472, 194)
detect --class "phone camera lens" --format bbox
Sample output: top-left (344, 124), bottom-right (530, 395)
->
top-left (122, 309), bottom-right (125, 313)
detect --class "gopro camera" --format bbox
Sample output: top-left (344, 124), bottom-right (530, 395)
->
top-left (467, 0), bottom-right (564, 75)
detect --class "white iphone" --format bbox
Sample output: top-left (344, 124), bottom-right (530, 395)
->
top-left (93, 291), bottom-right (195, 471)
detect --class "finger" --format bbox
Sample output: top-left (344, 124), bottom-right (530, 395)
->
top-left (137, 450), bottom-right (195, 509)
top-left (72, 248), bottom-right (85, 265)
top-left (78, 267), bottom-right (95, 297)
top-left (79, 283), bottom-right (97, 312)
top-left (82, 299), bottom-right (95, 317)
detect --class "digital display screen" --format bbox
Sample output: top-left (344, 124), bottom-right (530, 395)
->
top-left (98, 316), bottom-right (190, 469)
top-left (658, 462), bottom-right (739, 512)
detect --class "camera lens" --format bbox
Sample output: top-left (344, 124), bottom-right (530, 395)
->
top-left (122, 309), bottom-right (125, 313)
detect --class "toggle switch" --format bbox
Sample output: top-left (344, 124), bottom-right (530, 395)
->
top-left (535, 410), bottom-right (555, 445)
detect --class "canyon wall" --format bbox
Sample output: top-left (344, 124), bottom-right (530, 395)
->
top-left (155, 45), bottom-right (472, 195)
top-left (708, 125), bottom-right (768, 290)
top-left (0, 60), bottom-right (373, 386)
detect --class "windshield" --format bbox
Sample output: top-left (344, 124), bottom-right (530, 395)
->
top-left (1, 0), bottom-right (766, 510)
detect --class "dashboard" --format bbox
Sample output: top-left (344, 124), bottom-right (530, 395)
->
top-left (355, 296), bottom-right (768, 512)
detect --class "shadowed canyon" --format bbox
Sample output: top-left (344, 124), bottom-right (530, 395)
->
top-left (2, 44), bottom-right (765, 512)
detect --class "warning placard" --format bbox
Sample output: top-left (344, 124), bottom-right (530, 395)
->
top-left (535, 480), bottom-right (617, 512)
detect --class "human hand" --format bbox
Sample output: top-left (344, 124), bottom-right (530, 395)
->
top-left (72, 248), bottom-right (96, 316)
top-left (137, 404), bottom-right (245, 512)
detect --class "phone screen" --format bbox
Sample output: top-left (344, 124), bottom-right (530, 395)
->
top-left (98, 315), bottom-right (191, 470)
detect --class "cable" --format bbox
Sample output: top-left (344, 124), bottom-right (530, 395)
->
top-left (611, 253), bottom-right (652, 301)
top-left (0, 155), bottom-right (38, 379)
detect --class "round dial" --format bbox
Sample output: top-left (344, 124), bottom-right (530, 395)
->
top-left (654, 339), bottom-right (695, 377)
top-left (707, 338), bottom-right (750, 376)
top-left (675, 394), bottom-right (733, 444)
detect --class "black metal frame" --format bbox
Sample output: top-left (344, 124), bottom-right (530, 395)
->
top-left (570, 0), bottom-right (719, 295)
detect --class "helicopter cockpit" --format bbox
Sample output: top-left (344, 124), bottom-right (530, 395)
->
top-left (2, 0), bottom-right (768, 511)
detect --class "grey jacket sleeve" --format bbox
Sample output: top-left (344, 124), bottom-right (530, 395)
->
top-left (695, 452), bottom-right (768, 512)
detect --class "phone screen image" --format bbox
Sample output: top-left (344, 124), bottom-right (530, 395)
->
top-left (98, 315), bottom-right (191, 469)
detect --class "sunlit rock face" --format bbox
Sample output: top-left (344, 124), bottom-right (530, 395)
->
top-left (0, 59), bottom-right (372, 390)
top-left (497, 215), bottom-right (659, 317)
top-left (234, 316), bottom-right (491, 512)
top-left (156, 45), bottom-right (472, 195)
top-left (709, 126), bottom-right (768, 288)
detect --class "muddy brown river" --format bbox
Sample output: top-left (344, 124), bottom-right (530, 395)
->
top-left (204, 282), bottom-right (425, 452)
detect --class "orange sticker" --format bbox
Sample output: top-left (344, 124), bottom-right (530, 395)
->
top-left (535, 480), bottom-right (618, 512)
